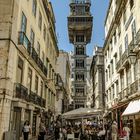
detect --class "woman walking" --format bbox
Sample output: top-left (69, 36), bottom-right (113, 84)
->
top-left (38, 122), bottom-right (47, 140)
top-left (22, 120), bottom-right (31, 140)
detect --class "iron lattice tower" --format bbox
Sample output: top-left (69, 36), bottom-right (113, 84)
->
top-left (68, 0), bottom-right (93, 108)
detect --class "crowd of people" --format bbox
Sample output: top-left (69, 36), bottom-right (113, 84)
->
top-left (21, 119), bottom-right (132, 140)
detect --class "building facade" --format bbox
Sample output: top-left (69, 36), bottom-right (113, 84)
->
top-left (90, 46), bottom-right (105, 110)
top-left (68, 0), bottom-right (93, 109)
top-left (0, 0), bottom-right (58, 139)
top-left (56, 50), bottom-right (71, 113)
top-left (104, 0), bottom-right (140, 138)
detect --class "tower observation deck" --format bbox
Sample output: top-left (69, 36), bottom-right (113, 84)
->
top-left (68, 0), bottom-right (93, 108)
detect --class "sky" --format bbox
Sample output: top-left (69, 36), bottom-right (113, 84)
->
top-left (50, 0), bottom-right (109, 56)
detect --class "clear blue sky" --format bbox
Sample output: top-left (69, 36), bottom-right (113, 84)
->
top-left (50, 0), bottom-right (109, 56)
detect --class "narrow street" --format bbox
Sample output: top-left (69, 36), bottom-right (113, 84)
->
top-left (0, 0), bottom-right (140, 140)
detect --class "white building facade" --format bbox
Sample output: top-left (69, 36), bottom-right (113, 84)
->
top-left (104, 0), bottom-right (140, 138)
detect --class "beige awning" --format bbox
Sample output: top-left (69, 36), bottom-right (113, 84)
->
top-left (122, 99), bottom-right (140, 116)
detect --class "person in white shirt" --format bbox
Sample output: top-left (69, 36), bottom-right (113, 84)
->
top-left (111, 121), bottom-right (118, 140)
top-left (123, 124), bottom-right (131, 140)
top-left (22, 120), bottom-right (31, 140)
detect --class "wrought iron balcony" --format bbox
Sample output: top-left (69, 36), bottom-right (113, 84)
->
top-left (43, 66), bottom-right (47, 76)
top-left (15, 83), bottom-right (28, 101)
top-left (42, 99), bottom-right (46, 108)
top-left (31, 47), bottom-right (38, 64)
top-left (118, 80), bottom-right (139, 101)
top-left (18, 32), bottom-right (47, 78)
top-left (70, 0), bottom-right (91, 4)
top-left (38, 58), bottom-right (44, 72)
top-left (18, 32), bottom-right (31, 54)
top-left (29, 91), bottom-right (36, 104)
top-left (116, 59), bottom-right (122, 71)
top-left (29, 91), bottom-right (46, 108)
top-left (116, 48), bottom-right (135, 72)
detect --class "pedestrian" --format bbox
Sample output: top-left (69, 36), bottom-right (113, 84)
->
top-left (54, 123), bottom-right (60, 140)
top-left (123, 124), bottom-right (131, 140)
top-left (97, 127), bottom-right (105, 140)
top-left (22, 120), bottom-right (31, 140)
top-left (38, 122), bottom-right (47, 140)
top-left (62, 126), bottom-right (67, 140)
top-left (111, 121), bottom-right (118, 140)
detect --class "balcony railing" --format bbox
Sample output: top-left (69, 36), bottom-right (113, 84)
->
top-left (18, 31), bottom-right (47, 77)
top-left (38, 58), bottom-right (44, 71)
top-left (70, 0), bottom-right (91, 4)
top-left (29, 91), bottom-right (46, 108)
top-left (31, 47), bottom-right (38, 64)
top-left (118, 80), bottom-right (139, 101)
top-left (15, 83), bottom-right (46, 108)
top-left (15, 83), bottom-right (29, 101)
top-left (116, 48), bottom-right (132, 72)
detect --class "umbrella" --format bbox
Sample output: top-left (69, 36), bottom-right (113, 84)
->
top-left (62, 107), bottom-right (102, 119)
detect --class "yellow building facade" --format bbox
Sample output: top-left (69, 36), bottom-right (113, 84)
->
top-left (0, 0), bottom-right (58, 139)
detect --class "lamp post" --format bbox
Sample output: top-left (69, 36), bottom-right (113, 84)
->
top-left (128, 50), bottom-right (137, 83)
top-left (129, 50), bottom-right (137, 64)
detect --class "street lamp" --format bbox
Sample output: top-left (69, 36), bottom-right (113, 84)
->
top-left (129, 50), bottom-right (137, 64)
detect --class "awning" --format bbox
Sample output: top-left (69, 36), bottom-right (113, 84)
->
top-left (122, 99), bottom-right (140, 116)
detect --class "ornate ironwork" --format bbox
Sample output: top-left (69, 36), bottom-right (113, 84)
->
top-left (15, 83), bottom-right (28, 101)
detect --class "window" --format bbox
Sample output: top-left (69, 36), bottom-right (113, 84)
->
top-left (32, 0), bottom-right (37, 16)
top-left (71, 74), bottom-right (74, 78)
top-left (105, 70), bottom-right (108, 82)
top-left (48, 90), bottom-right (51, 105)
top-left (17, 57), bottom-right (24, 83)
top-left (75, 88), bottom-right (84, 96)
top-left (112, 85), bottom-right (115, 99)
top-left (75, 59), bottom-right (84, 68)
top-left (35, 75), bottom-right (38, 93)
top-left (114, 31), bottom-right (117, 44)
top-left (46, 58), bottom-right (49, 69)
top-left (40, 81), bottom-right (43, 97)
top-left (126, 64), bottom-right (131, 85)
top-left (123, 10), bottom-right (126, 24)
top-left (30, 29), bottom-right (35, 47)
top-left (75, 73), bottom-right (84, 81)
top-left (21, 12), bottom-right (27, 33)
top-left (76, 35), bottom-right (84, 42)
top-left (120, 71), bottom-right (124, 90)
top-left (108, 66), bottom-right (111, 78)
top-left (42, 52), bottom-right (45, 63)
top-left (114, 54), bottom-right (117, 68)
top-left (25, 110), bottom-right (30, 122)
top-left (124, 34), bottom-right (128, 49)
top-left (116, 81), bottom-right (119, 96)
top-left (131, 20), bottom-right (136, 42)
top-left (37, 42), bottom-right (40, 57)
top-left (76, 46), bottom-right (84, 55)
top-left (27, 68), bottom-right (32, 91)
top-left (134, 61), bottom-right (138, 80)
top-left (43, 25), bottom-right (46, 40)
top-left (49, 64), bottom-right (52, 78)
top-left (119, 45), bottom-right (122, 59)
top-left (38, 11), bottom-right (42, 30)
top-left (111, 60), bottom-right (114, 74)
top-left (130, 0), bottom-right (134, 10)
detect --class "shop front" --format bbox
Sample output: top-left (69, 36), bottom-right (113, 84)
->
top-left (122, 99), bottom-right (140, 140)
